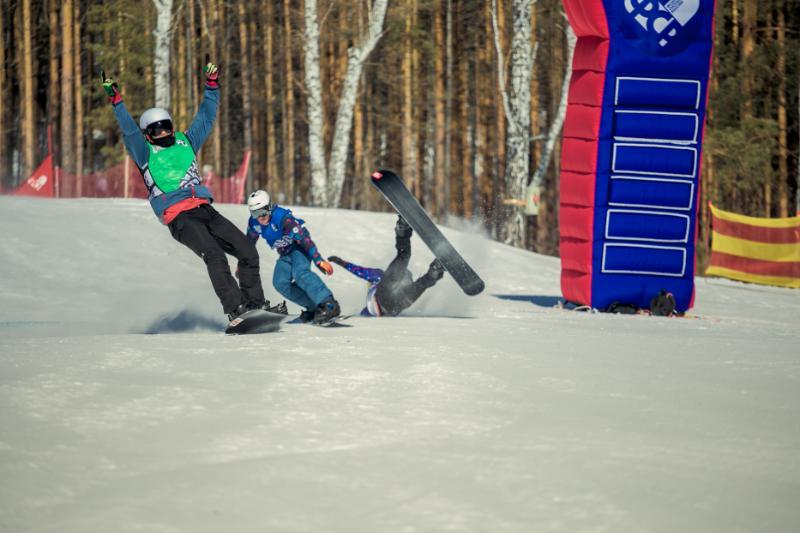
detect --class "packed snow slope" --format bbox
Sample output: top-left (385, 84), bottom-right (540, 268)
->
top-left (1, 195), bottom-right (798, 533)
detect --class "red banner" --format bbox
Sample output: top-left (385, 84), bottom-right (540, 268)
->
top-left (204, 150), bottom-right (251, 204)
top-left (13, 155), bottom-right (55, 198)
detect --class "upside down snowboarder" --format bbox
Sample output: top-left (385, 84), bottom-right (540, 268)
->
top-left (329, 216), bottom-right (445, 317)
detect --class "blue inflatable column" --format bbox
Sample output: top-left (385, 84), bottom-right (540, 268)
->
top-left (559, 0), bottom-right (717, 312)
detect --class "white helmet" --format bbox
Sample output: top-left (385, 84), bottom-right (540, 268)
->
top-left (248, 190), bottom-right (272, 217)
top-left (139, 107), bottom-right (173, 131)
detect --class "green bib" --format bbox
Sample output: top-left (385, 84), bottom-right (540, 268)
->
top-left (146, 132), bottom-right (196, 193)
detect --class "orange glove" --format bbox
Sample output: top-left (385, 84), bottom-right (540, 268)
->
top-left (315, 259), bottom-right (333, 276)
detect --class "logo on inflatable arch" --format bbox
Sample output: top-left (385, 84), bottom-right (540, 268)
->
top-left (622, 0), bottom-right (701, 56)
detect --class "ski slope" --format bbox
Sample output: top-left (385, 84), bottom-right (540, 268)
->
top-left (1, 196), bottom-right (798, 533)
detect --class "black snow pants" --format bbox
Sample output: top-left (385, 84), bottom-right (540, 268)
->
top-left (375, 233), bottom-right (439, 316)
top-left (168, 204), bottom-right (265, 314)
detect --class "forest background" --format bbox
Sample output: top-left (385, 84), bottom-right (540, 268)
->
top-left (0, 0), bottom-right (797, 260)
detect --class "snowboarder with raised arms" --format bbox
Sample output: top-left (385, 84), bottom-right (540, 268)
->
top-left (245, 190), bottom-right (340, 323)
top-left (102, 61), bottom-right (281, 324)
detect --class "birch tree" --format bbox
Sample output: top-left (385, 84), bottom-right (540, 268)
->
top-left (530, 20), bottom-right (575, 189)
top-left (153, 0), bottom-right (173, 108)
top-left (492, 0), bottom-right (534, 247)
top-left (492, 1), bottom-right (575, 247)
top-left (60, 0), bottom-right (74, 172)
top-left (304, 0), bottom-right (389, 207)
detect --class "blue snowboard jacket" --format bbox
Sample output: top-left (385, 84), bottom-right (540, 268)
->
top-left (112, 86), bottom-right (219, 222)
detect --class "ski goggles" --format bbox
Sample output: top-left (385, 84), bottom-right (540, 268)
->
top-left (145, 119), bottom-right (174, 138)
top-left (250, 207), bottom-right (270, 218)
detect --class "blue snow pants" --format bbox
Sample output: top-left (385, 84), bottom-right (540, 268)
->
top-left (273, 249), bottom-right (333, 311)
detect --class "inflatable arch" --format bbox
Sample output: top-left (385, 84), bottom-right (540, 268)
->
top-left (559, 0), bottom-right (716, 312)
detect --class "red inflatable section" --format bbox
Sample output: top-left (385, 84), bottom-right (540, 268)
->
top-left (558, 0), bottom-right (610, 307)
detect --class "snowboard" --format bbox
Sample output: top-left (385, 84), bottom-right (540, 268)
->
top-left (287, 314), bottom-right (354, 328)
top-left (371, 169), bottom-right (485, 296)
top-left (225, 309), bottom-right (287, 335)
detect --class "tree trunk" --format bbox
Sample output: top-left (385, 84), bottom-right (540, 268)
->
top-left (531, 23), bottom-right (574, 188)
top-left (263, 0), bottom-right (278, 195)
top-left (444, 0), bottom-right (454, 215)
top-left (493, 0), bottom-right (506, 237)
top-left (207, 0), bottom-right (221, 174)
top-left (741, 0), bottom-right (756, 118)
top-left (176, 5), bottom-right (187, 126)
top-left (322, 0), bottom-right (389, 207)
top-left (187, 0), bottom-right (196, 113)
top-left (21, 0), bottom-right (35, 179)
top-left (239, 1), bottom-right (252, 154)
top-left (282, 0), bottom-right (296, 203)
top-left (530, 2), bottom-right (540, 164)
top-left (0, 2), bottom-right (7, 187)
top-left (495, 0), bottom-right (533, 247)
top-left (776, 6), bottom-right (788, 217)
top-left (402, 2), bottom-right (418, 198)
top-left (73, 0), bottom-right (83, 177)
top-left (353, 88), bottom-right (365, 209)
top-left (153, 0), bottom-right (173, 109)
top-left (219, 0), bottom-right (230, 176)
top-left (459, 49), bottom-right (472, 217)
top-left (60, 0), bottom-right (74, 174)
top-left (304, 0), bottom-right (327, 205)
top-left (433, 1), bottom-right (447, 218)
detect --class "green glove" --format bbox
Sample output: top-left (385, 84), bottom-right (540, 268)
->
top-left (101, 71), bottom-right (122, 104)
top-left (204, 60), bottom-right (220, 89)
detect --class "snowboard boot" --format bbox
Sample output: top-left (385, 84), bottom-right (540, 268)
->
top-left (427, 259), bottom-right (445, 282)
top-left (395, 216), bottom-right (412, 238)
top-left (227, 303), bottom-right (249, 322)
top-left (299, 309), bottom-right (316, 322)
top-left (395, 217), bottom-right (412, 255)
top-left (313, 297), bottom-right (341, 324)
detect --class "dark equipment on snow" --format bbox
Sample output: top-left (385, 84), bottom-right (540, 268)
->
top-left (371, 169), bottom-right (485, 296)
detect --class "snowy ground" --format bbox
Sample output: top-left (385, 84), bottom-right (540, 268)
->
top-left (0, 195), bottom-right (798, 533)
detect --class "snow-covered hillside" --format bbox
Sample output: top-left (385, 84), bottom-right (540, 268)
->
top-left (1, 195), bottom-right (798, 533)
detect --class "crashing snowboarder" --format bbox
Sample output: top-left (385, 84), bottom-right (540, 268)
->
top-left (328, 216), bottom-right (445, 317)
top-left (102, 61), bottom-right (283, 324)
top-left (245, 190), bottom-right (340, 323)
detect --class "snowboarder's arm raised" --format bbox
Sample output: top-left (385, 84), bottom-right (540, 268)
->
top-left (102, 74), bottom-right (149, 168)
top-left (185, 62), bottom-right (220, 151)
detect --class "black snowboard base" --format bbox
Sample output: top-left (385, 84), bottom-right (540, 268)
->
top-left (371, 169), bottom-right (485, 296)
top-left (225, 309), bottom-right (287, 335)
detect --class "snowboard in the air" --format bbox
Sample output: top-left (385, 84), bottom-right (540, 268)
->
top-left (225, 309), bottom-right (287, 335)
top-left (371, 169), bottom-right (485, 296)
